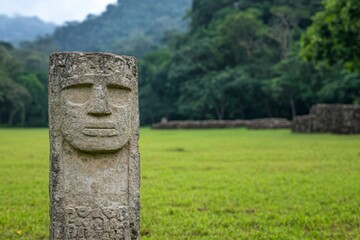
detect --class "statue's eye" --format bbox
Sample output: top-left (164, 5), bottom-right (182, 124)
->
top-left (62, 84), bottom-right (92, 104)
top-left (107, 84), bottom-right (131, 107)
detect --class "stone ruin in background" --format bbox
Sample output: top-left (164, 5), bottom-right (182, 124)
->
top-left (152, 118), bottom-right (291, 129)
top-left (152, 104), bottom-right (360, 134)
top-left (292, 104), bottom-right (360, 134)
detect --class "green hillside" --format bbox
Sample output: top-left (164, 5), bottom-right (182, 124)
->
top-left (0, 15), bottom-right (56, 45)
top-left (53, 0), bottom-right (191, 54)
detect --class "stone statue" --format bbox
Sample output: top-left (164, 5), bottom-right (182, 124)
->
top-left (49, 52), bottom-right (140, 240)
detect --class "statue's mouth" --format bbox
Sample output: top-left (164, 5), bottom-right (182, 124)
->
top-left (82, 124), bottom-right (119, 137)
top-left (82, 128), bottom-right (119, 137)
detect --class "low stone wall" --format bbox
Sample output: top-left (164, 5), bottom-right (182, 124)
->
top-left (292, 104), bottom-right (360, 134)
top-left (291, 115), bottom-right (314, 133)
top-left (152, 120), bottom-right (249, 129)
top-left (331, 105), bottom-right (360, 134)
top-left (310, 104), bottom-right (339, 132)
top-left (246, 118), bottom-right (291, 129)
top-left (152, 118), bottom-right (291, 129)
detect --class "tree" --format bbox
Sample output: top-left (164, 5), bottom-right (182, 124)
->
top-left (16, 73), bottom-right (47, 125)
top-left (317, 68), bottom-right (360, 104)
top-left (138, 49), bottom-right (175, 123)
top-left (217, 9), bottom-right (269, 65)
top-left (301, 0), bottom-right (360, 69)
top-left (0, 75), bottom-right (32, 125)
top-left (111, 32), bottom-right (158, 58)
top-left (189, 0), bottom-right (234, 32)
top-left (269, 46), bottom-right (320, 118)
top-left (52, 0), bottom-right (190, 52)
top-left (179, 67), bottom-right (263, 120)
top-left (0, 42), bottom-right (48, 126)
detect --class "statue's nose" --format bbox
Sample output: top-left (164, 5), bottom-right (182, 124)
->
top-left (87, 86), bottom-right (111, 116)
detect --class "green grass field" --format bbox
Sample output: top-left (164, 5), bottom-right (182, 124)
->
top-left (0, 128), bottom-right (359, 239)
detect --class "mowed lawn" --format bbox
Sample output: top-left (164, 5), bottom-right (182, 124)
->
top-left (0, 128), bottom-right (359, 239)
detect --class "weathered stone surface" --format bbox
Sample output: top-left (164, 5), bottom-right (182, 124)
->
top-left (49, 52), bottom-right (140, 240)
top-left (246, 118), bottom-right (291, 129)
top-left (310, 104), bottom-right (338, 132)
top-left (151, 118), bottom-right (290, 129)
top-left (292, 104), bottom-right (360, 134)
top-left (333, 105), bottom-right (360, 134)
top-left (291, 115), bottom-right (314, 133)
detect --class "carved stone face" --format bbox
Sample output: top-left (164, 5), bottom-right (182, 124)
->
top-left (60, 74), bottom-right (133, 153)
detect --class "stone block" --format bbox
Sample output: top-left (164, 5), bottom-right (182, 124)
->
top-left (49, 52), bottom-right (140, 240)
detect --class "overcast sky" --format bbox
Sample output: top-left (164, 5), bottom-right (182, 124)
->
top-left (0, 0), bottom-right (117, 25)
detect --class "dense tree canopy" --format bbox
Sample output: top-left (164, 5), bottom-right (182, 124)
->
top-left (0, 42), bottom-right (47, 126)
top-left (302, 0), bottom-right (360, 69)
top-left (139, 0), bottom-right (329, 123)
top-left (0, 0), bottom-right (359, 126)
